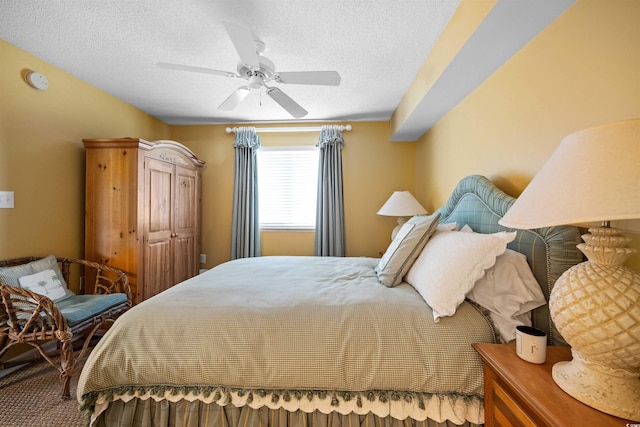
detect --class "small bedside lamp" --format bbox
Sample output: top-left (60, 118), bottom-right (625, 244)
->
top-left (377, 191), bottom-right (427, 239)
top-left (499, 118), bottom-right (640, 421)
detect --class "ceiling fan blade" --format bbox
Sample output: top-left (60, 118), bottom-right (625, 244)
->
top-left (266, 87), bottom-right (308, 118)
top-left (218, 86), bottom-right (252, 111)
top-left (223, 21), bottom-right (260, 70)
top-left (157, 62), bottom-right (236, 77)
top-left (275, 71), bottom-right (341, 86)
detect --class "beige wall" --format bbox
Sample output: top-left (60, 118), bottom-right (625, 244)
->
top-left (0, 39), bottom-right (169, 279)
top-left (172, 122), bottom-right (417, 268)
top-left (414, 0), bottom-right (640, 269)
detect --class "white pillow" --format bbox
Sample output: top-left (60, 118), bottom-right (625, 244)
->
top-left (406, 230), bottom-right (516, 321)
top-left (18, 268), bottom-right (70, 302)
top-left (466, 249), bottom-right (546, 343)
top-left (375, 213), bottom-right (440, 287)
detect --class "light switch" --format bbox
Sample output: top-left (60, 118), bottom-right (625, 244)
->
top-left (0, 191), bottom-right (14, 208)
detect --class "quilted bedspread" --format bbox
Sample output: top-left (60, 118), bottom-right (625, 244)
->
top-left (78, 256), bottom-right (496, 412)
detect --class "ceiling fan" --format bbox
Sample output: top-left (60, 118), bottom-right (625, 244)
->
top-left (157, 21), bottom-right (341, 119)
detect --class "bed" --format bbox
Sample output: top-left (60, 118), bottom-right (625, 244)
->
top-left (77, 175), bottom-right (583, 427)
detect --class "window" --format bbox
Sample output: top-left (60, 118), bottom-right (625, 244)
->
top-left (257, 146), bottom-right (319, 230)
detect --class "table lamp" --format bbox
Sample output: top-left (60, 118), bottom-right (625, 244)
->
top-left (377, 191), bottom-right (427, 239)
top-left (499, 118), bottom-right (640, 420)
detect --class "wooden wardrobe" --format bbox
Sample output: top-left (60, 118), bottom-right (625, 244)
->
top-left (83, 138), bottom-right (205, 304)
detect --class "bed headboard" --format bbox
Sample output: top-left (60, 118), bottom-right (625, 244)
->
top-left (435, 175), bottom-right (583, 345)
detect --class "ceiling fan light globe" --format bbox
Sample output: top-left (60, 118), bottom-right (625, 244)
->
top-left (248, 75), bottom-right (263, 89)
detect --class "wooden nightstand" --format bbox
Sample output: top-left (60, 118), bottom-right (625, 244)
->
top-left (473, 343), bottom-right (632, 427)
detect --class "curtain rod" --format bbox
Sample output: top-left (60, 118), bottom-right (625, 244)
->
top-left (225, 124), bottom-right (352, 134)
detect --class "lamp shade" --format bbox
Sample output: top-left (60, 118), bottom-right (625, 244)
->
top-left (377, 191), bottom-right (427, 217)
top-left (499, 118), bottom-right (640, 229)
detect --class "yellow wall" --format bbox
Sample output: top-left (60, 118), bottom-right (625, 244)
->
top-left (415, 0), bottom-right (640, 269)
top-left (0, 39), bottom-right (169, 282)
top-left (2, 0), bottom-right (638, 275)
top-left (171, 122), bottom-right (417, 268)
top-left (0, 40), bottom-right (416, 274)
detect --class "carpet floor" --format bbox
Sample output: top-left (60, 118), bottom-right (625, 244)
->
top-left (0, 351), bottom-right (90, 427)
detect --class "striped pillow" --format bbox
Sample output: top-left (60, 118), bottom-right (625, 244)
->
top-left (375, 213), bottom-right (440, 287)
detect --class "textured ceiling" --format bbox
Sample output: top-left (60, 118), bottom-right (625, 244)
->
top-left (0, 0), bottom-right (576, 140)
top-left (0, 0), bottom-right (460, 125)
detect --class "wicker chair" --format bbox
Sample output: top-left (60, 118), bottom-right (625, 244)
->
top-left (0, 257), bottom-right (131, 399)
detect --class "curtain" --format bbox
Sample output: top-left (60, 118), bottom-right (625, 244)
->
top-left (231, 127), bottom-right (261, 259)
top-left (314, 125), bottom-right (346, 256)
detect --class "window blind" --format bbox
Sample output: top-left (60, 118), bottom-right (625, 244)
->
top-left (257, 146), bottom-right (319, 229)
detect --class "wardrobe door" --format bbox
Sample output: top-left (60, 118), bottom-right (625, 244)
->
top-left (144, 157), bottom-right (174, 299)
top-left (173, 166), bottom-right (199, 284)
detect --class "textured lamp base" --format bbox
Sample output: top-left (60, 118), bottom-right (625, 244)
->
top-left (552, 350), bottom-right (640, 421)
top-left (550, 226), bottom-right (640, 422)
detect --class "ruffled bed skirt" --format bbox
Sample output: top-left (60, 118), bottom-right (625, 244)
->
top-left (90, 398), bottom-right (481, 427)
top-left (86, 390), bottom-right (483, 427)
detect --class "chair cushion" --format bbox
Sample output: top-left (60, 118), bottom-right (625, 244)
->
top-left (56, 293), bottom-right (128, 326)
